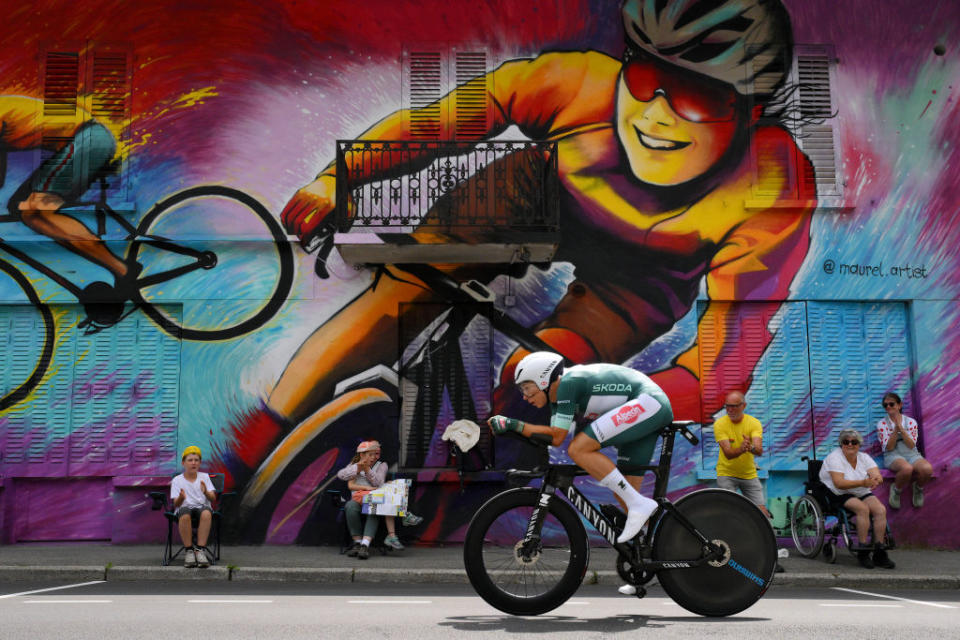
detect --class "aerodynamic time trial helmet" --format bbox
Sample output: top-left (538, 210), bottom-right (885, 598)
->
top-left (514, 351), bottom-right (565, 391)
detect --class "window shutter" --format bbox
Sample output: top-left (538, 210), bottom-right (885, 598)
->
top-left (454, 51), bottom-right (488, 139)
top-left (88, 48), bottom-right (132, 199)
top-left (42, 51), bottom-right (80, 118)
top-left (795, 48), bottom-right (840, 198)
top-left (405, 50), bottom-right (444, 140)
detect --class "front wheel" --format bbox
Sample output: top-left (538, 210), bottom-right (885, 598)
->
top-left (463, 488), bottom-right (589, 616)
top-left (651, 488), bottom-right (777, 617)
top-left (127, 186), bottom-right (294, 341)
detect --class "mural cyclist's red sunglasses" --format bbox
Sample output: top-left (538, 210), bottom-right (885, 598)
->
top-left (621, 51), bottom-right (741, 123)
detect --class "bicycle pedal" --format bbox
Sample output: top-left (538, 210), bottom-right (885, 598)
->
top-left (634, 586), bottom-right (647, 599)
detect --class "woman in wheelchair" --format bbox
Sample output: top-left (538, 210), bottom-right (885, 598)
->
top-left (819, 429), bottom-right (896, 569)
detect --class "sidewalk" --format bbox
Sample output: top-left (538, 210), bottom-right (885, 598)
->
top-left (1, 544), bottom-right (958, 588)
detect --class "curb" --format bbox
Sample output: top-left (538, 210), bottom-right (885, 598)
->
top-left (0, 566), bottom-right (106, 583)
top-left (1, 566), bottom-right (957, 590)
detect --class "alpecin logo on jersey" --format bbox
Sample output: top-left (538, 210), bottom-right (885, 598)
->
top-left (611, 403), bottom-right (645, 426)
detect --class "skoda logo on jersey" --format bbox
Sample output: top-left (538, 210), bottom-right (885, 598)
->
top-left (612, 404), bottom-right (646, 427)
top-left (592, 383), bottom-right (633, 393)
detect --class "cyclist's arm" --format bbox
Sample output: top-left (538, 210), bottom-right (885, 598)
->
top-left (512, 421), bottom-right (569, 447)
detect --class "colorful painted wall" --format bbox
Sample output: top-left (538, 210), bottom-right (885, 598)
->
top-left (0, 0), bottom-right (957, 548)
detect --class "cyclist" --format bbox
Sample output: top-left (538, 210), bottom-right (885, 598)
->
top-left (1, 95), bottom-right (132, 290)
top-left (488, 351), bottom-right (673, 546)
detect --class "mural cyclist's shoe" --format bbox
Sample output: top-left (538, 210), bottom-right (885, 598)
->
top-left (184, 548), bottom-right (197, 568)
top-left (384, 534), bottom-right (404, 550)
top-left (402, 512), bottom-right (423, 527)
top-left (888, 485), bottom-right (901, 509)
top-left (912, 483), bottom-right (924, 508)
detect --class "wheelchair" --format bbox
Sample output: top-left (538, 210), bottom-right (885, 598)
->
top-left (790, 457), bottom-right (895, 563)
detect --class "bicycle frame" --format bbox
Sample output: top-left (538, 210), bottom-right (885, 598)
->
top-left (505, 423), bottom-right (723, 574)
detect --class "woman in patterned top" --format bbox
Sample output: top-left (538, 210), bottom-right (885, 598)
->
top-left (877, 393), bottom-right (933, 509)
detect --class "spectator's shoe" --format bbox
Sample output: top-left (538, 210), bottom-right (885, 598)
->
top-left (195, 547), bottom-right (210, 568)
top-left (856, 550), bottom-right (875, 569)
top-left (888, 485), bottom-right (901, 509)
top-left (618, 584), bottom-right (637, 596)
top-left (402, 512), bottom-right (423, 527)
top-left (346, 542), bottom-right (362, 557)
top-left (873, 544), bottom-right (896, 570)
top-left (384, 534), bottom-right (405, 550)
top-left (184, 548), bottom-right (197, 568)
top-left (357, 544), bottom-right (370, 560)
top-left (912, 483), bottom-right (924, 508)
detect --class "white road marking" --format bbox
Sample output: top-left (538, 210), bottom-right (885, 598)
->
top-left (819, 603), bottom-right (902, 607)
top-left (564, 601), bottom-right (590, 605)
top-left (347, 600), bottom-right (432, 604)
top-left (24, 599), bottom-right (112, 604)
top-left (188, 599), bottom-right (274, 603)
top-left (832, 587), bottom-right (957, 609)
top-left (0, 581), bottom-right (105, 600)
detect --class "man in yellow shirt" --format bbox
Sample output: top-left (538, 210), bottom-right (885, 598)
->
top-left (714, 391), bottom-right (772, 518)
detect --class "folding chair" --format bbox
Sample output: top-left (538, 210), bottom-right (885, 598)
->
top-left (147, 473), bottom-right (234, 566)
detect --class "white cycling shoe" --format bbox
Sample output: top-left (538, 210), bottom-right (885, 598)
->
top-left (618, 584), bottom-right (637, 596)
top-left (616, 499), bottom-right (657, 544)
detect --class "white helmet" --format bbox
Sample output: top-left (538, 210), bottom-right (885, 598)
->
top-left (514, 351), bottom-right (564, 391)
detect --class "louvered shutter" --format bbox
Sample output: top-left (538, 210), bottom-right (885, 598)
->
top-left (88, 48), bottom-right (132, 200)
top-left (795, 46), bottom-right (841, 199)
top-left (0, 306), bottom-right (76, 477)
top-left (454, 50), bottom-right (488, 139)
top-left (404, 49), bottom-right (445, 140)
top-left (807, 302), bottom-right (911, 461)
top-left (69, 308), bottom-right (181, 476)
top-left (697, 302), bottom-right (814, 473)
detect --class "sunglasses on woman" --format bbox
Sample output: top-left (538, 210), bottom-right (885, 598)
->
top-left (621, 49), bottom-right (741, 123)
top-left (841, 439), bottom-right (861, 446)
top-left (883, 402), bottom-right (898, 408)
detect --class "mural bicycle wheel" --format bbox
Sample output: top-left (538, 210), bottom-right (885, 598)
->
top-left (127, 186), bottom-right (294, 341)
top-left (0, 257), bottom-right (55, 411)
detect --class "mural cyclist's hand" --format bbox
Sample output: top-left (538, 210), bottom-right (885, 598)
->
top-left (280, 174), bottom-right (337, 245)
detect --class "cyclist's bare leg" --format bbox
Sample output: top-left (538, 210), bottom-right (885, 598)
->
top-left (19, 192), bottom-right (128, 278)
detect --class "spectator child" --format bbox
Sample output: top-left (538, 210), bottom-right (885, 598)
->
top-left (171, 446), bottom-right (217, 568)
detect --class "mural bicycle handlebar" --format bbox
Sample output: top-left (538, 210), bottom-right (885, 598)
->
top-left (464, 425), bottom-right (779, 617)
top-left (0, 181), bottom-right (294, 411)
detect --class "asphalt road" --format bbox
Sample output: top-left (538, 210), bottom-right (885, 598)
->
top-left (1, 580), bottom-right (956, 639)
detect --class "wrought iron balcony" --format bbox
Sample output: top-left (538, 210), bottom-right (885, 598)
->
top-left (334, 140), bottom-right (559, 263)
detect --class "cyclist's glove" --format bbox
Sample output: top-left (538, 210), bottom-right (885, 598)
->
top-left (489, 415), bottom-right (523, 435)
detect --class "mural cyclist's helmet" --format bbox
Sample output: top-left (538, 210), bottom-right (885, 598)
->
top-left (514, 351), bottom-right (565, 392)
top-left (620, 0), bottom-right (793, 113)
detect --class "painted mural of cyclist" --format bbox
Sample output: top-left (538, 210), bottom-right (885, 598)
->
top-left (1, 95), bottom-right (130, 289)
top-left (219, 0), bottom-right (817, 512)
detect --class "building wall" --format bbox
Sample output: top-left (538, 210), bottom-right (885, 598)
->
top-left (0, 0), bottom-right (957, 547)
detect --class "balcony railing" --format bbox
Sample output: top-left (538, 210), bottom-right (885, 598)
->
top-left (334, 140), bottom-right (559, 233)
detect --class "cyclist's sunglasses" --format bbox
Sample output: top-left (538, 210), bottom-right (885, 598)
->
top-left (621, 49), bottom-right (741, 123)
